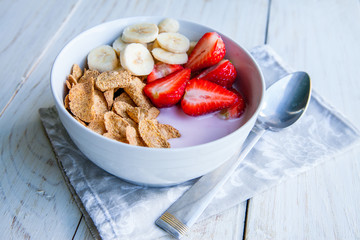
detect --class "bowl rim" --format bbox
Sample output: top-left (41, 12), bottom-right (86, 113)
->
top-left (50, 16), bottom-right (265, 153)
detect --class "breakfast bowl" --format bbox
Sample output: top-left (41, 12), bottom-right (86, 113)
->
top-left (51, 16), bottom-right (265, 187)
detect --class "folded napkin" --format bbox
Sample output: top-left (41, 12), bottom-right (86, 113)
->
top-left (39, 45), bottom-right (360, 240)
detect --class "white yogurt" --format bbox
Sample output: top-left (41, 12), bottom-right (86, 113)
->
top-left (157, 105), bottom-right (247, 148)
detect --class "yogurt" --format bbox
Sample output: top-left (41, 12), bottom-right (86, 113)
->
top-left (157, 105), bottom-right (246, 148)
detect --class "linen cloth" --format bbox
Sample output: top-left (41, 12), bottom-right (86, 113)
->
top-left (39, 45), bottom-right (360, 240)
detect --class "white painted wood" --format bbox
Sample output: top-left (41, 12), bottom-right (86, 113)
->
top-left (76, 204), bottom-right (247, 240)
top-left (0, 0), bottom-right (268, 239)
top-left (72, 216), bottom-right (94, 240)
top-left (186, 204), bottom-right (247, 240)
top-left (0, 0), bottom-right (79, 114)
top-left (245, 0), bottom-right (360, 239)
top-left (0, 1), bottom-right (85, 238)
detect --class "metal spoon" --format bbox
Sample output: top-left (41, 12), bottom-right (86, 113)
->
top-left (156, 71), bottom-right (312, 239)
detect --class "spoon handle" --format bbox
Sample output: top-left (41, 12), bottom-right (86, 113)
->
top-left (155, 125), bottom-right (266, 239)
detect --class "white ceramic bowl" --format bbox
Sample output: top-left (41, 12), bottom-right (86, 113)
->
top-left (51, 16), bottom-right (265, 187)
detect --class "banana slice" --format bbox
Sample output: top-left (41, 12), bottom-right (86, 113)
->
top-left (158, 18), bottom-right (180, 33)
top-left (87, 45), bottom-right (119, 72)
top-left (120, 43), bottom-right (154, 76)
top-left (122, 23), bottom-right (159, 43)
top-left (157, 32), bottom-right (190, 53)
top-left (151, 48), bottom-right (188, 64)
top-left (113, 36), bottom-right (146, 55)
top-left (112, 37), bottom-right (128, 56)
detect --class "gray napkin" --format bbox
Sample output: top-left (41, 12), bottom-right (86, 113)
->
top-left (39, 45), bottom-right (360, 240)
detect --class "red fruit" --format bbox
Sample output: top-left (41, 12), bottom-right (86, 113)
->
top-left (181, 79), bottom-right (238, 116)
top-left (196, 59), bottom-right (236, 88)
top-left (219, 88), bottom-right (246, 119)
top-left (147, 63), bottom-right (184, 83)
top-left (185, 32), bottom-right (226, 71)
top-left (144, 68), bottom-right (191, 108)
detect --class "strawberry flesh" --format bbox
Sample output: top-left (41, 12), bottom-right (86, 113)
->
top-left (196, 59), bottom-right (236, 88)
top-left (144, 68), bottom-right (191, 108)
top-left (219, 88), bottom-right (246, 119)
top-left (185, 32), bottom-right (226, 72)
top-left (181, 79), bottom-right (238, 116)
top-left (147, 63), bottom-right (184, 83)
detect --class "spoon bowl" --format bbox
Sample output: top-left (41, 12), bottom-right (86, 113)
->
top-left (259, 72), bottom-right (311, 130)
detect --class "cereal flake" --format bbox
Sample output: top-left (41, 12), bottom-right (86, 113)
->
top-left (95, 70), bottom-right (132, 91)
top-left (68, 79), bottom-right (94, 122)
top-left (71, 64), bottom-right (83, 80)
top-left (104, 111), bottom-right (129, 137)
top-left (78, 69), bottom-right (99, 84)
top-left (124, 77), bottom-right (153, 109)
top-left (104, 89), bottom-right (114, 109)
top-left (138, 119), bottom-right (170, 148)
top-left (158, 123), bottom-right (181, 140)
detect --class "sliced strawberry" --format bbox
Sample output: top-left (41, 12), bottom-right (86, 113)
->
top-left (219, 88), bottom-right (246, 119)
top-left (144, 68), bottom-right (191, 108)
top-left (195, 59), bottom-right (236, 88)
top-left (185, 32), bottom-right (226, 72)
top-left (147, 63), bottom-right (184, 83)
top-left (181, 79), bottom-right (238, 116)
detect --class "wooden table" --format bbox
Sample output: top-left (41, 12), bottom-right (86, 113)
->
top-left (1, 0), bottom-right (359, 239)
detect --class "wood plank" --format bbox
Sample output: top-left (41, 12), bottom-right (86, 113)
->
top-left (0, 0), bottom-right (80, 114)
top-left (0, 0), bottom-right (268, 239)
top-left (0, 112), bottom-right (82, 239)
top-left (0, 1), bottom-right (84, 238)
top-left (186, 204), bottom-right (247, 240)
top-left (244, 0), bottom-right (360, 239)
top-left (72, 216), bottom-right (95, 240)
top-left (75, 204), bottom-right (248, 240)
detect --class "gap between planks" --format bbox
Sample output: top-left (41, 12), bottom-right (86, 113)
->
top-left (0, 0), bottom-right (83, 118)
top-left (242, 0), bottom-right (272, 239)
top-left (72, 215), bottom-right (83, 240)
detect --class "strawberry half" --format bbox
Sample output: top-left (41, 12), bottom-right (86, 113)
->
top-left (147, 63), bottom-right (184, 83)
top-left (144, 68), bottom-right (191, 108)
top-left (195, 59), bottom-right (236, 88)
top-left (185, 32), bottom-right (226, 72)
top-left (181, 79), bottom-right (238, 116)
top-left (219, 88), bottom-right (246, 119)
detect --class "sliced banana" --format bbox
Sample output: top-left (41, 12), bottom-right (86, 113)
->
top-left (112, 37), bottom-right (128, 56)
top-left (151, 48), bottom-right (188, 64)
top-left (113, 36), bottom-right (146, 55)
top-left (122, 23), bottom-right (159, 43)
top-left (87, 45), bottom-right (119, 72)
top-left (158, 18), bottom-right (180, 33)
top-left (120, 43), bottom-right (154, 76)
top-left (187, 41), bottom-right (198, 55)
top-left (157, 32), bottom-right (190, 53)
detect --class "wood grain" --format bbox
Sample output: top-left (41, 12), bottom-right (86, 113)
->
top-left (244, 0), bottom-right (360, 239)
top-left (0, 1), bottom-right (85, 238)
top-left (0, 0), bottom-right (80, 114)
